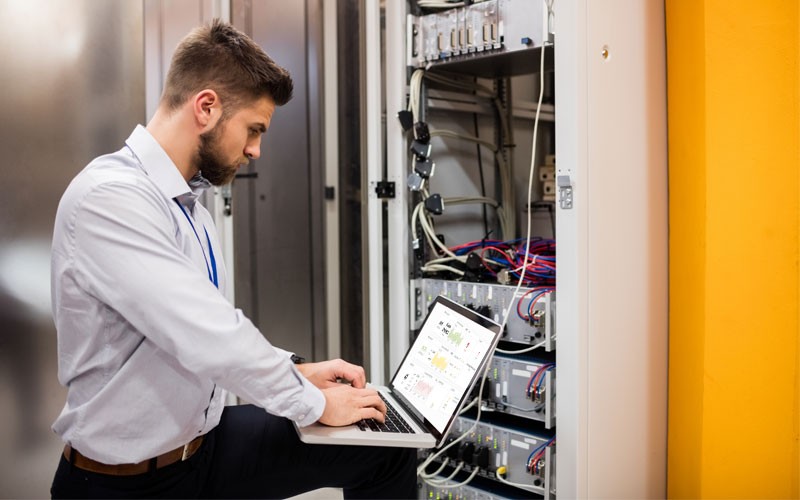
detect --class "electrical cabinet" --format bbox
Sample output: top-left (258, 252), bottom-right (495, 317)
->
top-left (363, 0), bottom-right (668, 498)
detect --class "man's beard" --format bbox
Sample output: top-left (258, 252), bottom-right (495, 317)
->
top-left (195, 124), bottom-right (242, 186)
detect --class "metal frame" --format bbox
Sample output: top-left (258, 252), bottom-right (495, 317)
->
top-left (364, 0), bottom-right (385, 382)
top-left (376, 0), bottom-right (668, 497)
top-left (322, 0), bottom-right (341, 360)
top-left (385, 0), bottom-right (411, 376)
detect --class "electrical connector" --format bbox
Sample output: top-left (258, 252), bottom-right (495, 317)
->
top-left (445, 439), bottom-right (459, 460)
top-left (414, 158), bottom-right (435, 178)
top-left (410, 140), bottom-right (432, 160)
top-left (475, 447), bottom-right (490, 469)
top-left (397, 110), bottom-right (413, 131)
top-left (535, 458), bottom-right (546, 478)
top-left (413, 121), bottom-right (431, 143)
top-left (463, 252), bottom-right (486, 283)
top-left (424, 194), bottom-right (444, 215)
top-left (531, 309), bottom-right (545, 327)
top-left (497, 269), bottom-right (510, 285)
top-left (460, 442), bottom-right (475, 464)
top-left (407, 172), bottom-right (425, 191)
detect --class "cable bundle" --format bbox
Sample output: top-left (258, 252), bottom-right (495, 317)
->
top-left (526, 437), bottom-right (555, 475)
top-left (526, 364), bottom-right (555, 401)
top-left (440, 238), bottom-right (555, 286)
top-left (517, 287), bottom-right (555, 322)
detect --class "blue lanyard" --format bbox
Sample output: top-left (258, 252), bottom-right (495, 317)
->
top-left (174, 199), bottom-right (218, 289)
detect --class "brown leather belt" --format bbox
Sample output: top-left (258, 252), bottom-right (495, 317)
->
top-left (63, 435), bottom-right (204, 476)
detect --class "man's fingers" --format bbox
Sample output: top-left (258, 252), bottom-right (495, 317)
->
top-left (319, 385), bottom-right (392, 427)
top-left (354, 388), bottom-right (386, 414)
top-left (363, 392), bottom-right (386, 415)
top-left (332, 360), bottom-right (367, 388)
top-left (360, 407), bottom-right (386, 423)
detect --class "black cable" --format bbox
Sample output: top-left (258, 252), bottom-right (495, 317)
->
top-left (472, 83), bottom-right (489, 239)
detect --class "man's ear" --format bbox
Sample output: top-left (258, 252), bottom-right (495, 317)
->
top-left (192, 89), bottom-right (221, 132)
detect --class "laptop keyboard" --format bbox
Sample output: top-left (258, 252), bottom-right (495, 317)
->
top-left (356, 393), bottom-right (415, 433)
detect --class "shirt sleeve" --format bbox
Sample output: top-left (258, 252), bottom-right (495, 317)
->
top-left (68, 180), bottom-right (325, 426)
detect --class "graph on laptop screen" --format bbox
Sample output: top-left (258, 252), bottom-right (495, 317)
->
top-left (392, 301), bottom-right (496, 432)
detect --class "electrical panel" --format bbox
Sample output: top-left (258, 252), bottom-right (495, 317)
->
top-left (414, 279), bottom-right (556, 350)
top-left (419, 416), bottom-right (556, 497)
top-left (473, 354), bottom-right (555, 428)
top-left (418, 479), bottom-right (509, 500)
top-left (407, 0), bottom-right (546, 69)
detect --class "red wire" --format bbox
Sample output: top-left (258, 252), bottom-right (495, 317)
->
top-left (516, 288), bottom-right (539, 321)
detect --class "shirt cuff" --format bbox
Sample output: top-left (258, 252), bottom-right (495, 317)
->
top-left (273, 347), bottom-right (294, 359)
top-left (293, 378), bottom-right (326, 427)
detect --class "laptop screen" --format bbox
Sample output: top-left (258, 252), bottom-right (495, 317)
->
top-left (390, 296), bottom-right (501, 435)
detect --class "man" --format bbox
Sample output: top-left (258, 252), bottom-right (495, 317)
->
top-left (50, 20), bottom-right (416, 499)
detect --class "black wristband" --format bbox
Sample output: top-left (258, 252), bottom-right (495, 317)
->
top-left (290, 354), bottom-right (305, 364)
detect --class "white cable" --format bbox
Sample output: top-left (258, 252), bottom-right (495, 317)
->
top-left (425, 74), bottom-right (515, 235)
top-left (421, 264), bottom-right (465, 276)
top-left (418, 458), bottom-right (451, 479)
top-left (424, 72), bottom-right (495, 97)
top-left (495, 336), bottom-right (548, 355)
top-left (409, 69), bottom-right (425, 129)
top-left (418, 204), bottom-right (459, 258)
top-left (416, 362), bottom-right (491, 475)
top-left (413, 201), bottom-right (449, 258)
top-left (424, 467), bottom-right (481, 489)
top-left (424, 256), bottom-right (463, 266)
top-left (429, 129), bottom-right (498, 151)
top-left (502, 401), bottom-right (544, 412)
top-left (425, 462), bottom-right (463, 483)
top-left (496, 37), bottom-right (548, 331)
top-left (417, 1), bottom-right (465, 9)
top-left (495, 470), bottom-right (539, 490)
top-left (458, 397), bottom-right (477, 415)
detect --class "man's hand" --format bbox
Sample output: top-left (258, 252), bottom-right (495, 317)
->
top-left (296, 358), bottom-right (367, 389)
top-left (318, 384), bottom-right (387, 426)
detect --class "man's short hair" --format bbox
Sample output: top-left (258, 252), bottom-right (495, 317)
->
top-left (162, 19), bottom-right (293, 115)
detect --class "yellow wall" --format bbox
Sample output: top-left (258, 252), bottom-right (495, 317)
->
top-left (666, 1), bottom-right (800, 498)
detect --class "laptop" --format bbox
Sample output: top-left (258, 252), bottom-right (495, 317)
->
top-left (295, 295), bottom-right (502, 448)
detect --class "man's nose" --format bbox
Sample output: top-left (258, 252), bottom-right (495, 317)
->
top-left (244, 141), bottom-right (261, 160)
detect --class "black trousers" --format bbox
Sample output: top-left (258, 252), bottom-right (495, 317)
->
top-left (51, 405), bottom-right (417, 499)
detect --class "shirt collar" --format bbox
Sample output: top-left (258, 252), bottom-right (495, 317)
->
top-left (125, 125), bottom-right (212, 206)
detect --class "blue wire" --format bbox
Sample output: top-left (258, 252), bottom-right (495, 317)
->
top-left (526, 437), bottom-right (555, 471)
top-left (527, 290), bottom-right (549, 318)
top-left (536, 365), bottom-right (555, 394)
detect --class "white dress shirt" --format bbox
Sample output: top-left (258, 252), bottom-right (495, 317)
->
top-left (51, 125), bottom-right (325, 464)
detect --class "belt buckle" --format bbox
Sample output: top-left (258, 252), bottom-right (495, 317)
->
top-left (181, 442), bottom-right (191, 461)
